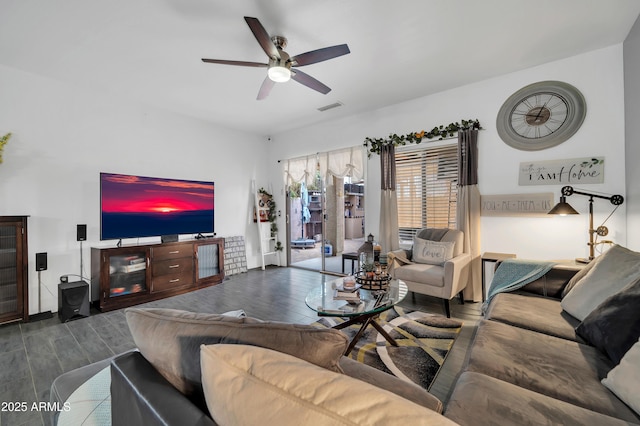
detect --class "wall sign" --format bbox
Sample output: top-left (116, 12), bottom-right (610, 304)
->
top-left (481, 193), bottom-right (555, 217)
top-left (519, 157), bottom-right (604, 186)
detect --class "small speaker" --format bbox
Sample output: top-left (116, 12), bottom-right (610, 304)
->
top-left (58, 281), bottom-right (90, 322)
top-left (36, 252), bottom-right (48, 271)
top-left (161, 234), bottom-right (179, 243)
top-left (77, 224), bottom-right (87, 241)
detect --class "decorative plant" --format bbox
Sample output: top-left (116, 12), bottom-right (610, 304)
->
top-left (363, 119), bottom-right (481, 157)
top-left (258, 187), bottom-right (281, 242)
top-left (258, 187), bottom-right (277, 222)
top-left (363, 262), bottom-right (375, 272)
top-left (0, 133), bottom-right (11, 164)
top-left (275, 241), bottom-right (283, 252)
top-left (288, 182), bottom-right (301, 198)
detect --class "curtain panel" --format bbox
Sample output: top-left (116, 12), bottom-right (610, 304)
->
top-left (456, 128), bottom-right (482, 302)
top-left (283, 146), bottom-right (364, 185)
top-left (379, 144), bottom-right (399, 252)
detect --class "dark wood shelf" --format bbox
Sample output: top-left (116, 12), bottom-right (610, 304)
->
top-left (91, 238), bottom-right (224, 312)
top-left (0, 216), bottom-right (28, 325)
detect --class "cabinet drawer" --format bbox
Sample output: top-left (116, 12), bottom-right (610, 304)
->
top-left (151, 271), bottom-right (193, 293)
top-left (152, 243), bottom-right (192, 261)
top-left (152, 257), bottom-right (193, 277)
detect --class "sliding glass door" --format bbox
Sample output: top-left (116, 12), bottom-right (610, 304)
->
top-left (282, 146), bottom-right (365, 275)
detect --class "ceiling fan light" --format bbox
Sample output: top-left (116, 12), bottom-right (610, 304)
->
top-left (268, 66), bottom-right (291, 83)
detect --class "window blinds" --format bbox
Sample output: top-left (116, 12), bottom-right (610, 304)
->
top-left (395, 143), bottom-right (458, 243)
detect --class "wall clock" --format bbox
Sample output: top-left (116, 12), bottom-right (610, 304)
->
top-left (496, 81), bottom-right (586, 151)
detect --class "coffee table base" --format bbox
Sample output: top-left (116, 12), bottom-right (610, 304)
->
top-left (332, 311), bottom-right (398, 356)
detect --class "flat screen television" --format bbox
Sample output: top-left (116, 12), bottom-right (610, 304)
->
top-left (100, 172), bottom-right (214, 241)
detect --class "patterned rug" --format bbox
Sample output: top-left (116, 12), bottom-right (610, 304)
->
top-left (314, 306), bottom-right (462, 390)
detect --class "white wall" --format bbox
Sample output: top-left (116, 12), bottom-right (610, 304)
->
top-left (0, 64), bottom-right (268, 315)
top-left (624, 15), bottom-right (640, 251)
top-left (269, 45), bottom-right (629, 262)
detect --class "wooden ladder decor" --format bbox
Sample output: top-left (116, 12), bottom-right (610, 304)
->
top-left (252, 180), bottom-right (279, 270)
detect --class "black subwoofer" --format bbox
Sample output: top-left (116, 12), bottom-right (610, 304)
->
top-left (58, 281), bottom-right (90, 322)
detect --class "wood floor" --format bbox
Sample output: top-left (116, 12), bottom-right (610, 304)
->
top-left (0, 266), bottom-right (482, 426)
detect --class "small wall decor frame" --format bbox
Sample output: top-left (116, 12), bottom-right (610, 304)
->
top-left (481, 193), bottom-right (555, 217)
top-left (519, 157), bottom-right (604, 186)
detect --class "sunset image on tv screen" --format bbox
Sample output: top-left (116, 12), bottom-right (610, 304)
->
top-left (100, 173), bottom-right (214, 240)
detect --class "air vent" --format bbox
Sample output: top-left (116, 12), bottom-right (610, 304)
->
top-left (317, 102), bottom-right (344, 112)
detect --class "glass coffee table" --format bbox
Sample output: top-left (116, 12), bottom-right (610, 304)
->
top-left (305, 278), bottom-right (408, 355)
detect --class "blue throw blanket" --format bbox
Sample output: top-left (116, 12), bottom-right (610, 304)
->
top-left (482, 259), bottom-right (557, 314)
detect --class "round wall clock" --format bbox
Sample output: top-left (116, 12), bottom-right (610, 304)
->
top-left (496, 80), bottom-right (586, 151)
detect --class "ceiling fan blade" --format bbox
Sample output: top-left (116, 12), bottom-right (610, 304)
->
top-left (289, 44), bottom-right (350, 67)
top-left (201, 58), bottom-right (268, 68)
top-left (244, 16), bottom-right (280, 60)
top-left (291, 69), bottom-right (331, 94)
top-left (257, 76), bottom-right (276, 100)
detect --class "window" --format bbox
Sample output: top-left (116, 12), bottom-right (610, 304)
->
top-left (395, 143), bottom-right (458, 244)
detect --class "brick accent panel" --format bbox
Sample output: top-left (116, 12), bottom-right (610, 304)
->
top-left (224, 236), bottom-right (248, 276)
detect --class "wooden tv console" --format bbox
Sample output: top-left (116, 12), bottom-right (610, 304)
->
top-left (91, 238), bottom-right (224, 312)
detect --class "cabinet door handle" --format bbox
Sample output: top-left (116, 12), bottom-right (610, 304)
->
top-left (169, 251), bottom-right (180, 254)
top-left (169, 278), bottom-right (180, 283)
top-left (169, 264), bottom-right (180, 268)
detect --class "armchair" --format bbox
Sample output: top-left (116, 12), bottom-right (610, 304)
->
top-left (387, 228), bottom-right (471, 317)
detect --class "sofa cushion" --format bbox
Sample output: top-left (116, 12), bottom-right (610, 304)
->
top-left (391, 263), bottom-right (445, 287)
top-left (445, 371), bottom-right (632, 426)
top-left (125, 308), bottom-right (348, 407)
top-left (602, 338), bottom-right (640, 416)
top-left (484, 293), bottom-right (582, 342)
top-left (465, 320), bottom-right (639, 422)
top-left (519, 264), bottom-right (581, 299)
top-left (200, 344), bottom-right (457, 426)
top-left (338, 357), bottom-right (443, 413)
top-left (576, 277), bottom-right (640, 364)
top-left (561, 245), bottom-right (640, 321)
top-left (413, 237), bottom-right (455, 265)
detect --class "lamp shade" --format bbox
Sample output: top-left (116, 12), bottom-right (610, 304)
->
top-left (267, 66), bottom-right (291, 83)
top-left (548, 196), bottom-right (579, 215)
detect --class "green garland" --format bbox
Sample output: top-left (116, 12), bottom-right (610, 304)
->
top-left (363, 119), bottom-right (481, 157)
top-left (0, 133), bottom-right (11, 164)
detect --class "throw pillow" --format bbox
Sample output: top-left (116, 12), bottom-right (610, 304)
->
top-left (576, 277), bottom-right (640, 364)
top-left (561, 255), bottom-right (599, 298)
top-left (125, 308), bottom-right (348, 405)
top-left (561, 245), bottom-right (640, 321)
top-left (200, 344), bottom-right (458, 426)
top-left (412, 237), bottom-right (455, 265)
top-left (602, 338), bottom-right (640, 416)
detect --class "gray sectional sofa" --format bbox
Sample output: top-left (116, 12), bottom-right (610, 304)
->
top-left (444, 246), bottom-right (640, 425)
top-left (52, 308), bottom-right (452, 425)
top-left (51, 245), bottom-right (640, 425)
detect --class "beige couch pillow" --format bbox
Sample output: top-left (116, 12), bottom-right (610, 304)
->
top-left (561, 245), bottom-right (640, 320)
top-left (200, 344), bottom-right (457, 426)
top-left (125, 308), bottom-right (348, 404)
top-left (413, 237), bottom-right (455, 265)
top-left (602, 338), bottom-right (640, 416)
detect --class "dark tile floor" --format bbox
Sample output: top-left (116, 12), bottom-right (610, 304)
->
top-left (0, 267), bottom-right (481, 426)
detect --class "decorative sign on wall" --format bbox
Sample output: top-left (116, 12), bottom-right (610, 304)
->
top-left (519, 157), bottom-right (604, 186)
top-left (481, 193), bottom-right (555, 217)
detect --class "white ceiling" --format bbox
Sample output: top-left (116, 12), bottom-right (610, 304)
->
top-left (2, 0), bottom-right (640, 136)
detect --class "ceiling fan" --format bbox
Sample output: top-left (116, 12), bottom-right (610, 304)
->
top-left (202, 16), bottom-right (350, 100)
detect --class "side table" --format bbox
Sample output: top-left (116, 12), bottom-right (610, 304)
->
top-left (342, 252), bottom-right (359, 274)
top-left (481, 252), bottom-right (516, 302)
